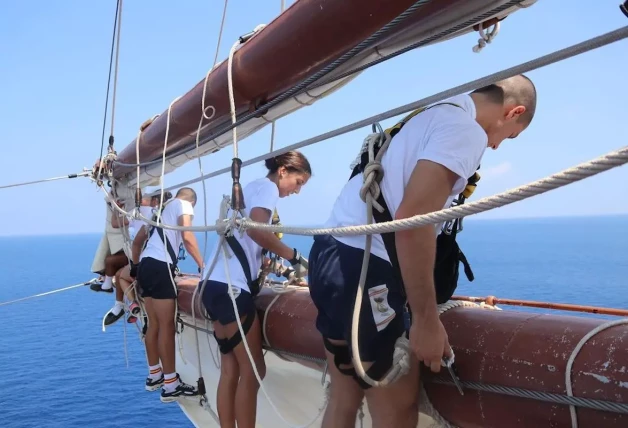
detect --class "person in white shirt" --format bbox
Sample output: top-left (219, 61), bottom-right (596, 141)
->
top-left (89, 198), bottom-right (128, 293)
top-left (101, 192), bottom-right (159, 326)
top-left (130, 187), bottom-right (204, 402)
top-left (200, 151), bottom-right (311, 428)
top-left (308, 75), bottom-right (538, 428)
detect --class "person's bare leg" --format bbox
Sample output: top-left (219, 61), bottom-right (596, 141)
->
top-left (151, 297), bottom-right (177, 373)
top-left (105, 252), bottom-right (127, 277)
top-left (101, 252), bottom-right (127, 293)
top-left (118, 265), bottom-right (137, 302)
top-left (364, 355), bottom-right (420, 428)
top-left (213, 321), bottom-right (240, 428)
top-left (143, 297), bottom-right (160, 367)
top-left (221, 313), bottom-right (266, 428)
top-left (114, 268), bottom-right (124, 302)
top-left (320, 339), bottom-right (365, 428)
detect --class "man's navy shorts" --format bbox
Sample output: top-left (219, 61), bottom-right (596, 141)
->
top-left (200, 280), bottom-right (255, 325)
top-left (308, 234), bottom-right (407, 375)
top-left (137, 257), bottom-right (178, 300)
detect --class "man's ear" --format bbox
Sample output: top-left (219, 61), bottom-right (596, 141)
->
top-left (506, 105), bottom-right (526, 120)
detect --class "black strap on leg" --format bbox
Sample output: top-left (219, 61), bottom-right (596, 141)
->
top-left (322, 338), bottom-right (357, 377)
top-left (323, 329), bottom-right (401, 390)
top-left (215, 309), bottom-right (256, 354)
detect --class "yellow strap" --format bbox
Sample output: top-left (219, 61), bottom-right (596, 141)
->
top-left (462, 172), bottom-right (481, 199)
top-left (272, 208), bottom-right (283, 240)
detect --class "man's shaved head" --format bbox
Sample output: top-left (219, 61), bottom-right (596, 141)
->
top-left (176, 187), bottom-right (197, 205)
top-left (472, 74), bottom-right (537, 125)
top-left (470, 74), bottom-right (538, 150)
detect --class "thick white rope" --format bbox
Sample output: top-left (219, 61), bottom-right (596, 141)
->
top-left (349, 130), bottom-right (412, 387)
top-left (188, 17), bottom-right (224, 401)
top-left (227, 24), bottom-right (266, 160)
top-left (223, 29), bottom-right (328, 414)
top-left (220, 238), bottom-right (327, 428)
top-left (227, 40), bottom-right (240, 159)
top-left (241, 145), bottom-right (628, 236)
top-left (565, 318), bottom-right (628, 428)
top-left (207, 27), bottom-right (330, 425)
top-left (108, 145), bottom-right (628, 236)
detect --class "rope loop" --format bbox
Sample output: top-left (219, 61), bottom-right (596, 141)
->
top-left (358, 128), bottom-right (391, 213)
top-left (473, 21), bottom-right (501, 53)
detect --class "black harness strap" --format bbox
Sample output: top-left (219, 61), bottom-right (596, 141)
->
top-left (214, 309), bottom-right (256, 354)
top-left (348, 102), bottom-right (475, 305)
top-left (225, 235), bottom-right (261, 297)
top-left (149, 225), bottom-right (179, 268)
top-left (322, 338), bottom-right (355, 377)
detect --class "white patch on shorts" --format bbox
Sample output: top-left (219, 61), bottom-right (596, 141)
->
top-left (230, 286), bottom-right (241, 299)
top-left (368, 284), bottom-right (396, 332)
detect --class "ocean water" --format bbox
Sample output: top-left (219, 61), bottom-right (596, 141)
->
top-left (0, 215), bottom-right (626, 427)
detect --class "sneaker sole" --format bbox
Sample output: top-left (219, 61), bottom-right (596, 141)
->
top-left (160, 394), bottom-right (199, 403)
top-left (145, 382), bottom-right (164, 392)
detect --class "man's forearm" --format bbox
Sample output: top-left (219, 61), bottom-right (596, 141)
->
top-left (395, 225), bottom-right (438, 319)
top-left (183, 234), bottom-right (203, 268)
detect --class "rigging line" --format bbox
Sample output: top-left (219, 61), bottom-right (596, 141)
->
top-left (97, 0), bottom-right (121, 176)
top-left (113, 0), bottom-right (436, 168)
top-left (0, 170), bottom-right (90, 190)
top-left (154, 24), bottom-right (628, 194)
top-left (109, 0), bottom-right (123, 140)
top-left (196, 0), bottom-right (227, 280)
top-left (0, 279), bottom-right (99, 307)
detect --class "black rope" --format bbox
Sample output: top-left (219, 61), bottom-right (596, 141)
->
top-left (98, 0), bottom-right (121, 163)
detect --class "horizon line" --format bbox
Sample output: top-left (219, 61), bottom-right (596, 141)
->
top-left (1, 212), bottom-right (626, 238)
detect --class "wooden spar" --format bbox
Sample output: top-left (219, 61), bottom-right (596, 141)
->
top-left (176, 277), bottom-right (628, 427)
top-left (112, 0), bottom-right (505, 177)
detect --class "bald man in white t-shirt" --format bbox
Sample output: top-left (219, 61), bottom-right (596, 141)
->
top-left (308, 75), bottom-right (538, 428)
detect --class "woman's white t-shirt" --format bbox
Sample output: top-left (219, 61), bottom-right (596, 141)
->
top-left (204, 177), bottom-right (279, 292)
top-left (128, 205), bottom-right (155, 241)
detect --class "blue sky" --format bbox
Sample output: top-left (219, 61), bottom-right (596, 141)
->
top-left (1, 0), bottom-right (627, 236)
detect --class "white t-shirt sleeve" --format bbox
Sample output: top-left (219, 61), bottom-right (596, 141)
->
top-left (249, 180), bottom-right (279, 214)
top-left (417, 120), bottom-right (486, 183)
top-left (179, 200), bottom-right (195, 219)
